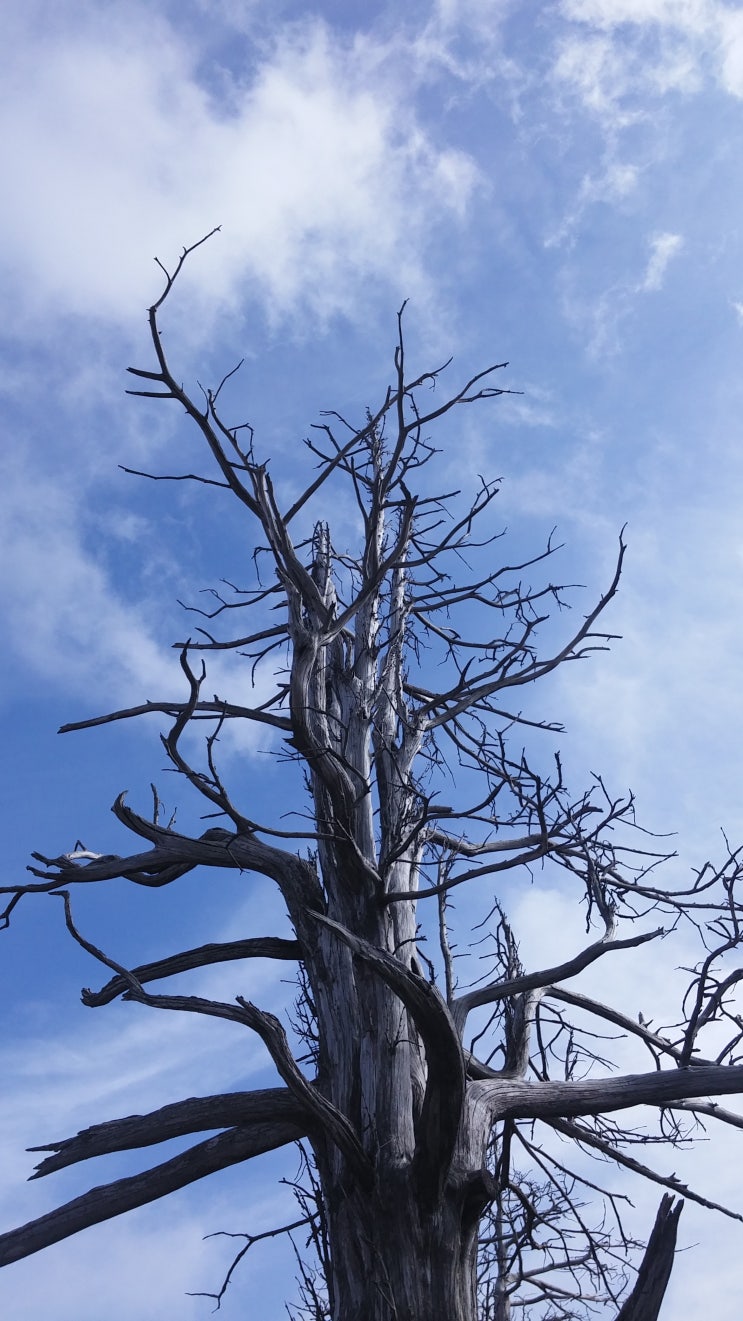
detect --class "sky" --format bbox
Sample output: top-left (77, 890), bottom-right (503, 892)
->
top-left (2, 0), bottom-right (743, 1316)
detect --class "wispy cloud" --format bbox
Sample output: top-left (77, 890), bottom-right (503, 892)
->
top-left (0, 901), bottom-right (299, 1315)
top-left (636, 229), bottom-right (684, 289)
top-left (0, 463), bottom-right (175, 704)
top-left (558, 0), bottom-right (743, 105)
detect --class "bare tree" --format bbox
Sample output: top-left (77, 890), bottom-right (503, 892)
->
top-left (2, 233), bottom-right (743, 1320)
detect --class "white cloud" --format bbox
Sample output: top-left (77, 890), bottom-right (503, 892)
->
top-left (0, 439), bottom-right (281, 748)
top-left (0, 463), bottom-right (176, 704)
top-left (544, 159), bottom-right (640, 249)
top-left (0, 6), bottom-right (480, 337)
top-left (552, 227), bottom-right (684, 356)
top-left (552, 31), bottom-right (640, 120)
top-left (717, 7), bottom-right (743, 95)
top-left (560, 0), bottom-right (710, 29)
top-left (636, 229), bottom-right (683, 289)
top-left (558, 0), bottom-right (743, 105)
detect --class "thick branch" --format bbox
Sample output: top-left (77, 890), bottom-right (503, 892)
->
top-left (20, 795), bottom-right (324, 920)
top-left (312, 912), bottom-right (465, 1202)
top-left (28, 1088), bottom-right (307, 1177)
top-left (615, 1195), bottom-right (683, 1321)
top-left (475, 1063), bottom-right (743, 1122)
top-left (0, 1121), bottom-right (306, 1268)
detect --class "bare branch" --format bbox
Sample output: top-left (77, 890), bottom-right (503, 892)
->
top-left (0, 1123), bottom-right (305, 1268)
top-left (615, 1195), bottom-right (683, 1321)
top-left (475, 1063), bottom-right (743, 1123)
top-left (549, 1115), bottom-right (743, 1223)
top-left (453, 929), bottom-right (664, 1034)
top-left (28, 1088), bottom-right (307, 1177)
top-left (83, 937), bottom-right (301, 1006)
top-left (233, 998), bottom-right (372, 1189)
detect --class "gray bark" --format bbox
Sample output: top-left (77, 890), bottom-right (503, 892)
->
top-left (615, 1197), bottom-right (683, 1321)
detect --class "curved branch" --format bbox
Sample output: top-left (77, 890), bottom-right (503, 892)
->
top-left (452, 928), bottom-right (664, 1034)
top-left (83, 937), bottom-right (301, 1007)
top-left (26, 794), bottom-right (324, 918)
top-left (234, 998), bottom-right (372, 1190)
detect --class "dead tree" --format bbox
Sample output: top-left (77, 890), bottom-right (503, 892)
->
top-left (2, 233), bottom-right (743, 1320)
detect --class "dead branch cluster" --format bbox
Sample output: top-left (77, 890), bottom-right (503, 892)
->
top-left (2, 233), bottom-right (743, 1321)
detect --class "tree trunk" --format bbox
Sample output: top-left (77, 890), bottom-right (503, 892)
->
top-left (322, 1160), bottom-right (492, 1321)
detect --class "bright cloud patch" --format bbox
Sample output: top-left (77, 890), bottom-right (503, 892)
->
top-left (558, 0), bottom-right (743, 103)
top-left (0, 7), bottom-right (479, 334)
top-left (638, 230), bottom-right (683, 290)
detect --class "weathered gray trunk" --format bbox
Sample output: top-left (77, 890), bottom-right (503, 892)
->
top-left (323, 1173), bottom-right (485, 1321)
top-left (307, 893), bottom-right (491, 1321)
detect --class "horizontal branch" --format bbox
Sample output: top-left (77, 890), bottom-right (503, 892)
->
top-left (475, 1062), bottom-right (743, 1123)
top-left (384, 840), bottom-right (556, 902)
top-left (84, 937), bottom-right (301, 1006)
top-left (423, 827), bottom-right (553, 858)
top-left (19, 795), bottom-right (324, 917)
top-left (0, 1120), bottom-right (306, 1268)
top-left (119, 465), bottom-right (231, 488)
top-left (59, 698), bottom-right (291, 735)
top-left (28, 1088), bottom-right (308, 1177)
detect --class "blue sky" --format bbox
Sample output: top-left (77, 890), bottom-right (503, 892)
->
top-left (2, 0), bottom-right (743, 1316)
